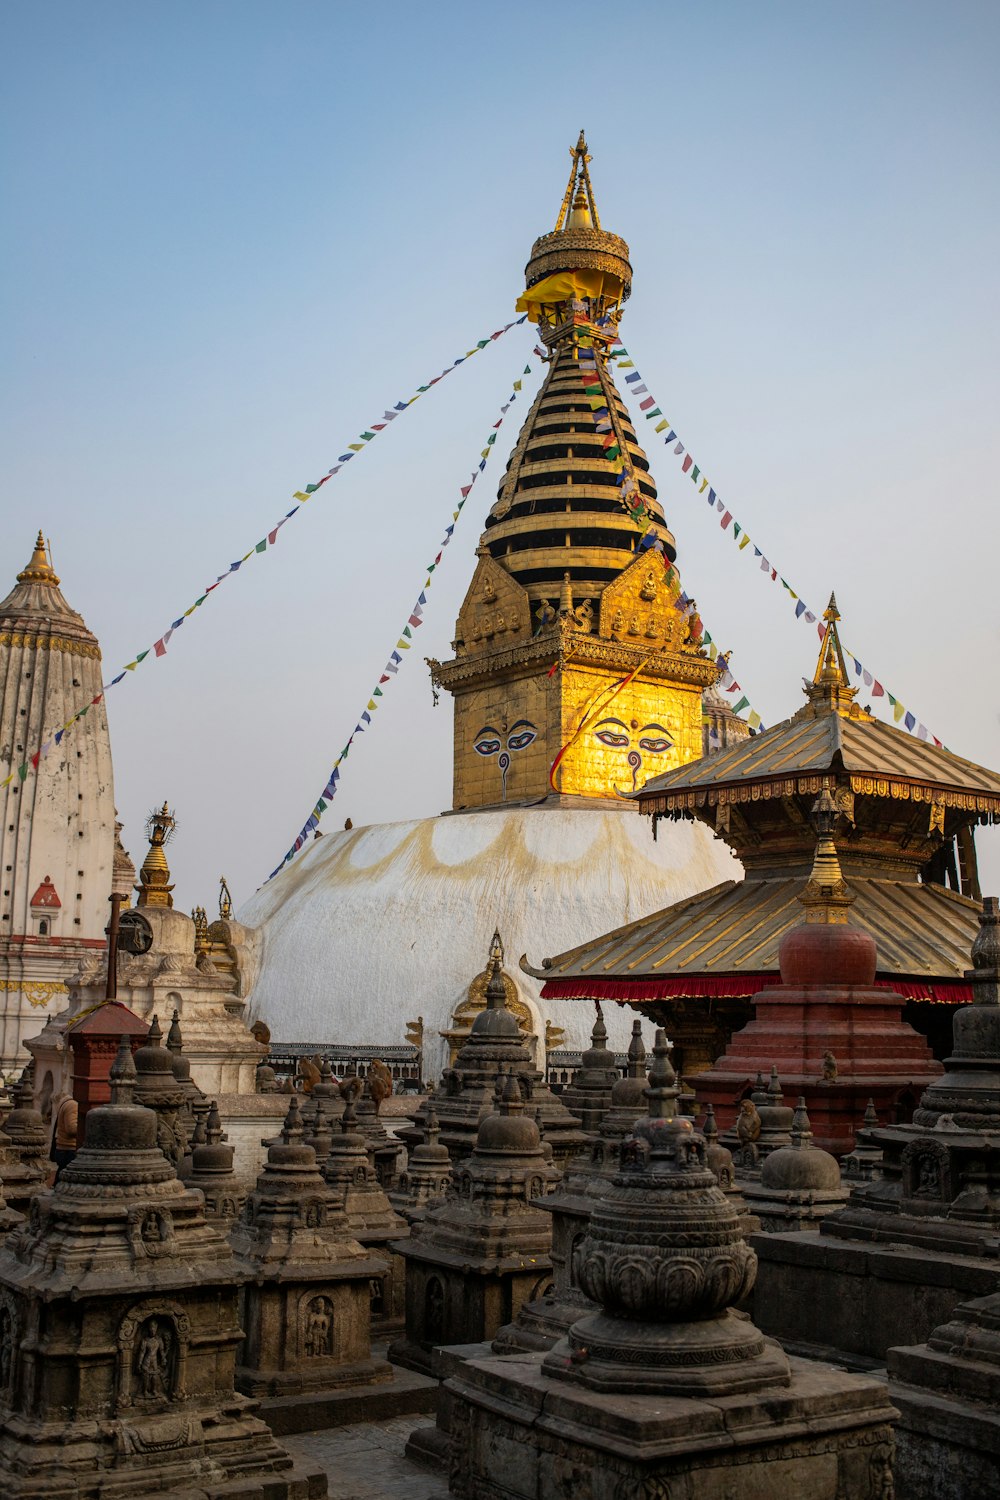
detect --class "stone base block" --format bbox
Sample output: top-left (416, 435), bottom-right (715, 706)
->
top-left (445, 1350), bottom-right (897, 1500)
top-left (236, 1354), bottom-right (393, 1399)
top-left (890, 1379), bottom-right (1000, 1500)
top-left (256, 1359), bottom-right (439, 1437)
top-left (752, 1230), bottom-right (999, 1363)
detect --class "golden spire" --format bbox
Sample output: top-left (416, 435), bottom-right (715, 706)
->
top-left (803, 592), bottom-right (861, 717)
top-left (136, 802), bottom-right (176, 909)
top-left (17, 530), bottom-right (59, 587)
top-left (798, 789), bottom-right (852, 924)
top-left (555, 130), bottom-right (601, 232)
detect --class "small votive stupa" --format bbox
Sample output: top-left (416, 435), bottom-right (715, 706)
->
top-left (443, 1032), bottom-right (897, 1500)
top-left (0, 1036), bottom-right (323, 1498)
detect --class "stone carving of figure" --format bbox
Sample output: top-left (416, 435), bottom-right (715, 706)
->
top-left (141, 1212), bottom-right (161, 1244)
top-left (483, 576), bottom-right (497, 603)
top-left (644, 616), bottom-right (659, 639)
top-left (822, 1050), bottom-right (838, 1082)
top-left (137, 1319), bottom-right (170, 1400)
top-left (916, 1154), bottom-right (941, 1198)
top-left (305, 1298), bottom-right (333, 1357)
top-left (627, 615), bottom-right (640, 636)
top-left (611, 608), bottom-right (625, 634)
top-left (639, 571), bottom-right (658, 602)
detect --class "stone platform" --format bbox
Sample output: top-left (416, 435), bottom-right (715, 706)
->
top-left (444, 1349), bottom-right (897, 1500)
top-left (283, 1415), bottom-right (449, 1500)
top-left (259, 1345), bottom-right (439, 1436)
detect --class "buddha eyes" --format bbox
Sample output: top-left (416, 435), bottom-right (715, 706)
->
top-left (474, 721), bottom-right (537, 757)
top-left (595, 728), bottom-right (630, 748)
top-left (638, 735), bottom-right (672, 754)
top-left (593, 719), bottom-right (673, 753)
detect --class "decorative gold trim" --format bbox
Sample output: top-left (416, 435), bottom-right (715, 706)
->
top-left (0, 630), bottom-right (100, 660)
top-left (0, 978), bottom-right (68, 1008)
top-left (647, 774), bottom-right (1000, 818)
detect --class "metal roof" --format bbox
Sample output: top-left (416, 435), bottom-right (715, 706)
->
top-left (636, 707), bottom-right (1000, 805)
top-left (524, 876), bottom-right (980, 998)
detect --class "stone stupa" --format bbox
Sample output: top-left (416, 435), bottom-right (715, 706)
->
top-left (443, 1031), bottom-right (897, 1500)
top-left (0, 1035), bottom-right (323, 1498)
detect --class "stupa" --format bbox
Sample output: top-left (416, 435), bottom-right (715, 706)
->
top-left (492, 1018), bottom-right (651, 1354)
top-left (399, 931), bottom-right (588, 1168)
top-left (443, 1031), bottom-right (896, 1500)
top-left (0, 1036), bottom-right (323, 1498)
top-left (529, 594), bottom-right (1000, 1085)
top-left (753, 896), bottom-right (1000, 1364)
top-left (741, 1098), bottom-right (849, 1231)
top-left (558, 1002), bottom-right (621, 1131)
top-left (322, 1098), bottom-right (408, 1331)
top-left (390, 1072), bottom-right (558, 1377)
top-left (239, 133), bottom-right (740, 1074)
top-left (0, 534), bottom-right (116, 1071)
top-left (389, 1107), bottom-right (452, 1225)
top-left (229, 1095), bottom-right (392, 1420)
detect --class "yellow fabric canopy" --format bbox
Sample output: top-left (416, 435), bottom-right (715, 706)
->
top-left (515, 268), bottom-right (622, 323)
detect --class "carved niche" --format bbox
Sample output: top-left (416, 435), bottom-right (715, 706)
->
top-left (598, 552), bottom-right (685, 652)
top-left (455, 553), bottom-right (530, 655)
top-left (116, 1300), bottom-right (190, 1411)
top-left (302, 1294), bottom-right (335, 1359)
top-left (901, 1138), bottom-right (953, 1206)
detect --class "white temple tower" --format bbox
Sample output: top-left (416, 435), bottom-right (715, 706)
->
top-left (0, 534), bottom-right (115, 1070)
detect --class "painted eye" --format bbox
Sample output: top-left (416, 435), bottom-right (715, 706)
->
top-left (474, 738), bottom-right (502, 757)
top-left (507, 728), bottom-right (537, 751)
top-left (638, 736), bottom-right (672, 754)
top-left (595, 730), bottom-right (630, 748)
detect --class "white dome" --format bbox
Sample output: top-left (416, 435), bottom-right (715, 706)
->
top-left (239, 805), bottom-right (740, 1076)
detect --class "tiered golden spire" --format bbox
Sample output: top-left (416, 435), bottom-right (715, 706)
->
top-left (803, 593), bottom-right (867, 719)
top-left (17, 531), bottom-right (59, 587)
top-left (554, 130), bottom-right (601, 232)
top-left (798, 790), bottom-right (852, 924)
top-left (136, 803), bottom-right (176, 909)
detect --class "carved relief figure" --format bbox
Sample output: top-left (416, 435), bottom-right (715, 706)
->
top-left (644, 616), bottom-right (659, 639)
top-left (136, 1318), bottom-right (171, 1400)
top-left (915, 1154), bottom-right (941, 1198)
top-left (573, 599), bottom-right (594, 633)
top-left (626, 615), bottom-right (640, 636)
top-left (639, 570), bottom-right (658, 602)
top-left (611, 608), bottom-right (625, 635)
top-left (304, 1296), bottom-right (334, 1357)
top-left (483, 576), bottom-right (497, 603)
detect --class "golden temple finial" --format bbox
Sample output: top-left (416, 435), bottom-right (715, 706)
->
top-left (17, 530), bottom-right (60, 587)
top-left (136, 802), bottom-right (176, 909)
top-left (798, 790), bottom-right (852, 924)
top-left (218, 875), bottom-right (233, 920)
top-left (554, 130), bottom-right (601, 232)
top-left (803, 591), bottom-right (861, 717)
top-left (558, 571), bottom-right (574, 619)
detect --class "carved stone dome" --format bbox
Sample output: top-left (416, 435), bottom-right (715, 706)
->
top-left (475, 1077), bottom-right (542, 1156)
top-left (761, 1142), bottom-right (841, 1192)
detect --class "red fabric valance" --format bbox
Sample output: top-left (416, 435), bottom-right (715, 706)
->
top-left (539, 974), bottom-right (973, 1006)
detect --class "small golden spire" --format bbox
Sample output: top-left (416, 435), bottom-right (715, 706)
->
top-left (136, 802), bottom-right (176, 909)
top-left (798, 789), bottom-right (852, 924)
top-left (554, 129), bottom-right (601, 232)
top-left (803, 592), bottom-right (861, 717)
top-left (558, 571), bottom-right (574, 618)
top-left (17, 530), bottom-right (60, 587)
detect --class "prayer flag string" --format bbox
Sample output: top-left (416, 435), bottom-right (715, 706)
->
top-left (265, 359), bottom-right (538, 881)
top-left (0, 317), bottom-right (529, 791)
top-left (610, 344), bottom-right (943, 747)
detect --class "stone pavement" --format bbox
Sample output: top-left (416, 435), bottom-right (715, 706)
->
top-left (283, 1414), bottom-right (449, 1500)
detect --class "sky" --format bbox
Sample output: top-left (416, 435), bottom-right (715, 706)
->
top-left (3, 1), bottom-right (999, 913)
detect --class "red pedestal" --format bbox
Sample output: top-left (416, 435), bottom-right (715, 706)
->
top-left (692, 921), bottom-right (943, 1156)
top-left (67, 1002), bottom-right (149, 1138)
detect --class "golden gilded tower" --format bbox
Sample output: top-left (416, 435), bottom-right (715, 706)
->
top-left (430, 135), bottom-right (717, 810)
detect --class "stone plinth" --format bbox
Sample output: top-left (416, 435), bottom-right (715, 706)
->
top-left (230, 1096), bottom-right (392, 1410)
top-left (694, 817), bottom-right (942, 1156)
top-left (0, 1036), bottom-right (324, 1500)
top-left (390, 1075), bottom-right (557, 1377)
top-left (888, 1291), bottom-right (1000, 1500)
top-left (445, 1351), bottom-right (897, 1500)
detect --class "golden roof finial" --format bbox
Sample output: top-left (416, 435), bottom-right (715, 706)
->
top-left (554, 129), bottom-right (601, 232)
top-left (798, 789), bottom-right (852, 924)
top-left (803, 591), bottom-right (861, 717)
top-left (17, 530), bottom-right (60, 587)
top-left (136, 802), bottom-right (176, 909)
top-left (558, 571), bottom-right (574, 619)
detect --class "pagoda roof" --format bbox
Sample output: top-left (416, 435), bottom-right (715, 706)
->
top-left (523, 875), bottom-right (980, 1005)
top-left (636, 706), bottom-right (1000, 817)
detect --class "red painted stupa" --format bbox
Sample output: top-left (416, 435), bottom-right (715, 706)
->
top-left (691, 789), bottom-right (942, 1154)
